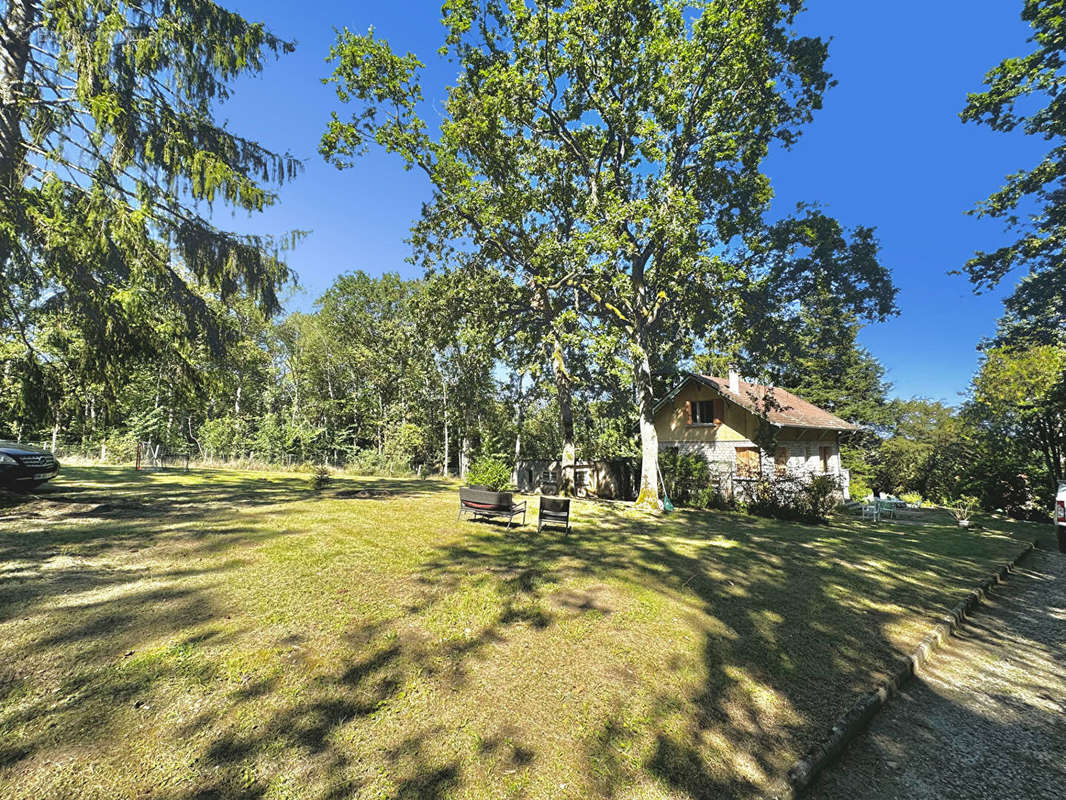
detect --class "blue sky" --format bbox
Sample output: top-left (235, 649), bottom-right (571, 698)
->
top-left (214, 1), bottom-right (1042, 405)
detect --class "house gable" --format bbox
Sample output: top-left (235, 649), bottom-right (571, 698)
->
top-left (653, 379), bottom-right (757, 443)
top-left (653, 374), bottom-right (857, 438)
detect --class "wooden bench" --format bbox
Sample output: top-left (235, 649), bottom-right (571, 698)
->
top-left (537, 496), bottom-right (571, 534)
top-left (458, 487), bottom-right (527, 528)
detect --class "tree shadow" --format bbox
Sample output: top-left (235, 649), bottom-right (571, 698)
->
top-left (0, 467), bottom-right (1039, 799)
top-left (413, 500), bottom-right (1035, 797)
top-left (810, 549), bottom-right (1066, 799)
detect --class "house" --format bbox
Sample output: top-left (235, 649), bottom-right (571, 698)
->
top-left (514, 458), bottom-right (639, 500)
top-left (653, 371), bottom-right (857, 499)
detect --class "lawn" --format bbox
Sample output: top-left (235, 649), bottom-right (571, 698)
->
top-left (0, 466), bottom-right (1041, 800)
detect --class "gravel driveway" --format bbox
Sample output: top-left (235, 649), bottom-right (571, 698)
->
top-left (811, 545), bottom-right (1066, 800)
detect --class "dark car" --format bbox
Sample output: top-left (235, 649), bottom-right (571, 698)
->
top-left (0, 441), bottom-right (60, 489)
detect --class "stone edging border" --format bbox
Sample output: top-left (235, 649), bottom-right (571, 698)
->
top-left (772, 539), bottom-right (1037, 799)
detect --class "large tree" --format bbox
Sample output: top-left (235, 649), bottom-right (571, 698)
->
top-left (972, 344), bottom-right (1066, 488)
top-left (961, 0), bottom-right (1066, 343)
top-left (0, 0), bottom-right (300, 406)
top-left (323, 1), bottom-right (897, 508)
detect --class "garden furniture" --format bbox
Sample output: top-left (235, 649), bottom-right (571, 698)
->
top-left (458, 487), bottom-right (526, 528)
top-left (537, 496), bottom-right (571, 534)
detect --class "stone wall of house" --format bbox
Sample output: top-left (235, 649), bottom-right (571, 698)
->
top-left (659, 438), bottom-right (850, 500)
top-left (514, 458), bottom-right (639, 500)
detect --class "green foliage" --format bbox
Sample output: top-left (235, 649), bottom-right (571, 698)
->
top-left (659, 448), bottom-right (711, 508)
top-left (0, 0), bottom-right (301, 415)
top-left (900, 492), bottom-right (923, 506)
top-left (849, 473), bottom-right (873, 501)
top-left (348, 449), bottom-right (409, 478)
top-left (746, 474), bottom-right (839, 524)
top-left (695, 485), bottom-right (736, 512)
top-left (466, 457), bottom-right (513, 492)
top-left (321, 0), bottom-right (900, 507)
top-left (383, 423), bottom-right (426, 469)
top-left (949, 496), bottom-right (979, 524)
top-left (961, 0), bottom-right (1066, 343)
top-left (871, 398), bottom-right (960, 495)
top-left (310, 466), bottom-right (332, 492)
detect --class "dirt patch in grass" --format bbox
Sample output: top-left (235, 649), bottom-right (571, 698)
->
top-left (0, 466), bottom-right (1041, 799)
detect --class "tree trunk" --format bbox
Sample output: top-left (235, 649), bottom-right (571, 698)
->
top-left (233, 386), bottom-right (242, 461)
top-left (442, 373), bottom-right (450, 478)
top-left (547, 333), bottom-right (576, 496)
top-left (460, 408), bottom-right (471, 480)
top-left (377, 392), bottom-right (384, 456)
top-left (0, 1), bottom-right (33, 191)
top-left (633, 336), bottom-right (662, 511)
top-left (188, 415), bottom-right (204, 460)
top-left (512, 371), bottom-right (525, 487)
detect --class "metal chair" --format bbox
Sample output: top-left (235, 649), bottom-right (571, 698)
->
top-left (537, 496), bottom-right (571, 534)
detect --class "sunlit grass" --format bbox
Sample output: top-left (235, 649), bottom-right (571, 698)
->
top-left (0, 466), bottom-right (1041, 799)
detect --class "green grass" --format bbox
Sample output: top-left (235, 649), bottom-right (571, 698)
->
top-left (0, 466), bottom-right (1045, 799)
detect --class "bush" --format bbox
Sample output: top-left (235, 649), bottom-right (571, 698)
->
top-left (695, 483), bottom-right (735, 511)
top-left (900, 491), bottom-right (923, 506)
top-left (100, 430), bottom-right (139, 463)
top-left (348, 448), bottom-right (412, 477)
top-left (849, 473), bottom-right (872, 501)
top-left (805, 474), bottom-right (839, 521)
top-left (746, 473), bottom-right (839, 524)
top-left (659, 448), bottom-right (711, 507)
top-left (466, 457), bottom-right (513, 491)
top-left (310, 465), bottom-right (332, 492)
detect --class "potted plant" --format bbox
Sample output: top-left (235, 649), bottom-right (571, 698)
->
top-left (464, 456), bottom-right (515, 505)
top-left (950, 496), bottom-right (979, 528)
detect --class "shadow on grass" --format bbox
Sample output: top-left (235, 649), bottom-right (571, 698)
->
top-left (407, 503), bottom-right (1035, 798)
top-left (810, 548), bottom-right (1066, 800)
top-left (0, 466), bottom-right (1040, 799)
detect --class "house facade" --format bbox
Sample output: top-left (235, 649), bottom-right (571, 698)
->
top-left (653, 372), bottom-right (857, 499)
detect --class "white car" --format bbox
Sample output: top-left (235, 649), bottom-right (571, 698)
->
top-left (1057, 481), bottom-right (1066, 553)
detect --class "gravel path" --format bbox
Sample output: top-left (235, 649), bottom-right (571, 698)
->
top-left (811, 545), bottom-right (1066, 800)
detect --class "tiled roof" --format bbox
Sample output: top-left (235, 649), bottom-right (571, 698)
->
top-left (664, 374), bottom-right (858, 431)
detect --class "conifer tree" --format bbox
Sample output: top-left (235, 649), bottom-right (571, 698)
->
top-left (0, 0), bottom-right (301, 391)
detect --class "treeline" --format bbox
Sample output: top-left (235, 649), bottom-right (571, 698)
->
top-left (7, 257), bottom-right (1061, 520)
top-left (1, 0), bottom-right (1063, 519)
top-left (0, 269), bottom-right (637, 475)
top-left (861, 343), bottom-right (1066, 519)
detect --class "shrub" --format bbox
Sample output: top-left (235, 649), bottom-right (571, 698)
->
top-left (659, 448), bottom-right (711, 507)
top-left (466, 457), bottom-right (513, 491)
top-left (348, 448), bottom-right (412, 477)
top-left (695, 483), bottom-right (735, 511)
top-left (805, 474), bottom-right (839, 521)
top-left (849, 473), bottom-right (872, 501)
top-left (310, 465), bottom-right (332, 492)
top-left (100, 430), bottom-right (139, 463)
top-left (900, 491), bottom-right (923, 506)
top-left (383, 422), bottom-right (426, 469)
top-left (746, 473), bottom-right (839, 524)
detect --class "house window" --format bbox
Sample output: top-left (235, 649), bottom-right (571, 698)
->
top-left (575, 467), bottom-right (589, 492)
top-left (689, 398), bottom-right (724, 425)
top-left (736, 446), bottom-right (761, 478)
top-left (819, 446), bottom-right (831, 473)
top-left (775, 447), bottom-right (789, 476)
